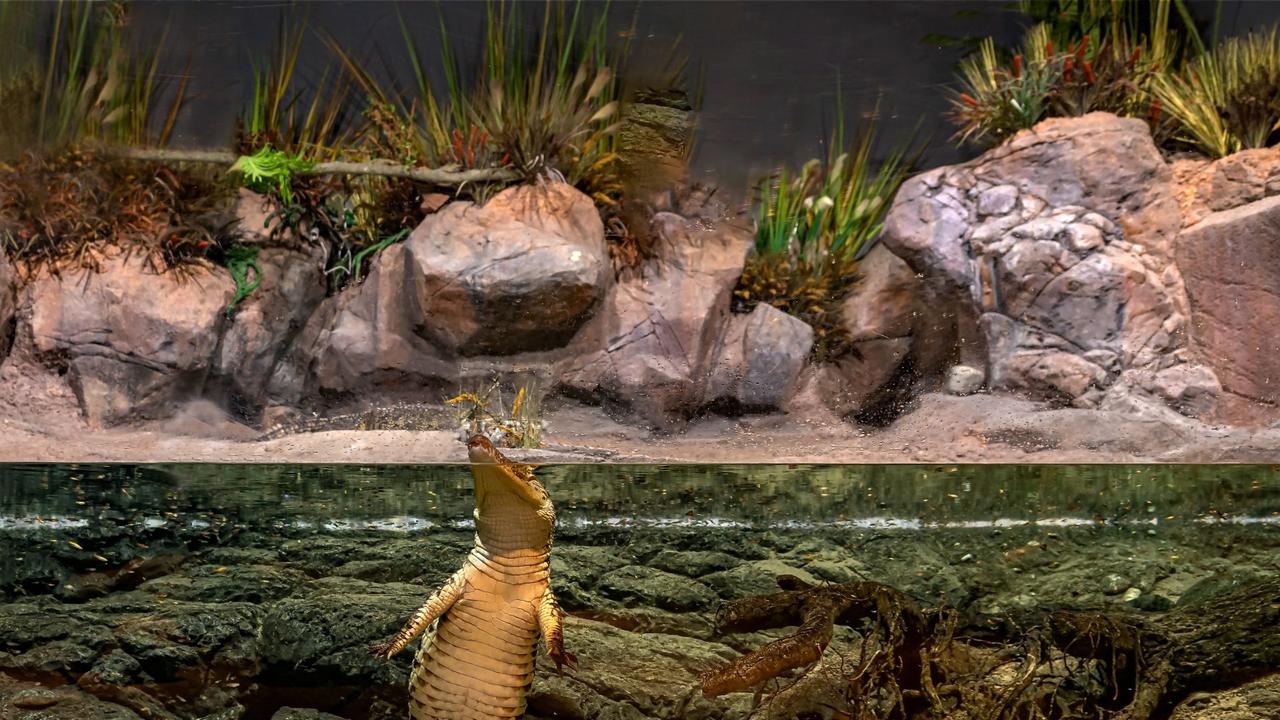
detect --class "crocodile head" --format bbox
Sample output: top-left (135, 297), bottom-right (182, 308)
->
top-left (467, 435), bottom-right (555, 531)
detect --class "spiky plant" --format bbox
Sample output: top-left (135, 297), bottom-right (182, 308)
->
top-left (737, 105), bottom-right (918, 362)
top-left (1152, 28), bottom-right (1280, 157)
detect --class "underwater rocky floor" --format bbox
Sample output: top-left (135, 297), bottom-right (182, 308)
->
top-left (1, 505), bottom-right (1278, 719)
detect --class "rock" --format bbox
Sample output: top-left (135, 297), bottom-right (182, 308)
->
top-left (271, 709), bottom-right (346, 720)
top-left (1172, 147), bottom-right (1280, 226)
top-left (0, 673), bottom-right (143, 719)
top-left (266, 244), bottom-right (453, 405)
top-left (881, 114), bottom-right (1212, 414)
top-left (406, 182), bottom-right (608, 356)
top-left (15, 256), bottom-right (234, 426)
top-left (840, 244), bottom-right (924, 343)
top-left (1101, 574), bottom-right (1131, 595)
top-left (616, 89), bottom-right (695, 197)
top-left (215, 243), bottom-right (327, 407)
top-left (558, 212), bottom-right (752, 426)
top-left (1169, 673), bottom-right (1280, 720)
top-left (1176, 195), bottom-right (1280, 413)
top-left (706, 303), bottom-right (813, 411)
top-left (596, 565), bottom-right (717, 612)
top-left (945, 365), bottom-right (984, 395)
top-left (647, 550), bottom-right (741, 577)
top-left (0, 247), bottom-right (14, 361)
top-left (528, 618), bottom-right (749, 720)
top-left (973, 113), bottom-right (1182, 258)
top-left (792, 338), bottom-right (913, 418)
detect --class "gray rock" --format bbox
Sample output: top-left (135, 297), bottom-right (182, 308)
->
top-left (881, 113), bottom-right (1213, 414)
top-left (14, 257), bottom-right (234, 426)
top-left (270, 709), bottom-right (346, 720)
top-left (558, 212), bottom-right (752, 426)
top-left (1169, 672), bottom-right (1280, 720)
top-left (647, 550), bottom-right (742, 577)
top-left (1101, 573), bottom-right (1131, 595)
top-left (216, 240), bottom-right (327, 407)
top-left (596, 566), bottom-right (716, 612)
top-left (407, 182), bottom-right (608, 356)
top-left (945, 365), bottom-right (984, 396)
top-left (706, 303), bottom-right (813, 410)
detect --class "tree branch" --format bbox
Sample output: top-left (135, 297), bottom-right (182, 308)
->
top-left (106, 147), bottom-right (521, 186)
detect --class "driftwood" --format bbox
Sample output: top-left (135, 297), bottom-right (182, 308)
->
top-left (706, 574), bottom-right (1280, 720)
top-left (105, 146), bottom-right (520, 186)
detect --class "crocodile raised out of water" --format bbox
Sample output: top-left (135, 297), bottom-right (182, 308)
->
top-left (371, 434), bottom-right (575, 719)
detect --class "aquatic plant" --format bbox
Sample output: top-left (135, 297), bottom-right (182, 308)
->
top-left (737, 103), bottom-right (918, 362)
top-left (1152, 28), bottom-right (1280, 157)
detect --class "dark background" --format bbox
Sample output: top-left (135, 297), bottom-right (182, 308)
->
top-left (121, 0), bottom-right (1280, 196)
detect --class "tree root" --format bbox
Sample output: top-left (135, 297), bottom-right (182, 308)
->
top-left (704, 574), bottom-right (1280, 720)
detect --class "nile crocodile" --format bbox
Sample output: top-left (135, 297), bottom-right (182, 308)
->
top-left (371, 434), bottom-right (575, 719)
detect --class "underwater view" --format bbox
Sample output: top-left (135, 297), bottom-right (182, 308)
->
top-left (3, 0), bottom-right (1280, 718)
top-left (0, 462), bottom-right (1278, 720)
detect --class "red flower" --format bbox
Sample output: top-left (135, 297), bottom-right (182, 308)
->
top-left (1083, 61), bottom-right (1096, 84)
top-left (1045, 40), bottom-right (1054, 57)
top-left (959, 93), bottom-right (979, 108)
top-left (1012, 54), bottom-right (1022, 79)
top-left (1064, 57), bottom-right (1075, 79)
top-left (196, 240), bottom-right (209, 250)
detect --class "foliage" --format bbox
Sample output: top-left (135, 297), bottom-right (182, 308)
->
top-left (239, 18), bottom-right (354, 161)
top-left (948, 0), bottom-right (1187, 147)
top-left (737, 107), bottom-right (918, 362)
top-left (0, 149), bottom-right (236, 278)
top-left (329, 1), bottom-right (624, 206)
top-left (223, 244), bottom-right (261, 315)
top-left (447, 380), bottom-right (542, 449)
top-left (231, 146), bottom-right (315, 205)
top-left (1152, 28), bottom-right (1280, 157)
top-left (0, 1), bottom-right (186, 159)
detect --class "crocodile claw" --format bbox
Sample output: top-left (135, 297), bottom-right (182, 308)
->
top-left (550, 649), bottom-right (578, 675)
top-left (369, 640), bottom-right (397, 659)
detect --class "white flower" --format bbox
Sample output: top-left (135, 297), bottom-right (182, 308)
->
top-left (815, 196), bottom-right (834, 212)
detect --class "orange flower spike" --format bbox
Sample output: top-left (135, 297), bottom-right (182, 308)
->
top-left (1128, 45), bottom-right (1143, 69)
top-left (1083, 60), bottom-right (1095, 84)
top-left (1045, 40), bottom-right (1054, 57)
top-left (1012, 54), bottom-right (1022, 78)
top-left (1076, 34), bottom-right (1089, 63)
top-left (1064, 56), bottom-right (1074, 80)
top-left (959, 93), bottom-right (979, 108)
top-left (1149, 98), bottom-right (1162, 124)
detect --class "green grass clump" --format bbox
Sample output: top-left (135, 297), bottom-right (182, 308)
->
top-left (1152, 28), bottom-right (1280, 157)
top-left (0, 1), bottom-right (185, 159)
top-left (736, 103), bottom-right (918, 362)
top-left (948, 0), bottom-right (1183, 147)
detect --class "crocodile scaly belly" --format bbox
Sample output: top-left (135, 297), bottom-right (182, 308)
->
top-left (408, 551), bottom-right (548, 719)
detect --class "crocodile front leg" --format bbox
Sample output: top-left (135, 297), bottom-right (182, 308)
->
top-left (538, 589), bottom-right (577, 673)
top-left (372, 568), bottom-right (467, 658)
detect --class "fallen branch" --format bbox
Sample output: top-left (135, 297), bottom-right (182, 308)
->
top-left (105, 146), bottom-right (521, 186)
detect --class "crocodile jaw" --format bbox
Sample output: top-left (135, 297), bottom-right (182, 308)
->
top-left (467, 435), bottom-right (555, 535)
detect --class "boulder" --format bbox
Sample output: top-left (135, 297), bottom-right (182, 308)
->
top-left (1171, 147), bottom-right (1280, 227)
top-left (406, 182), bottom-right (608, 356)
top-left (1169, 673), bottom-right (1280, 720)
top-left (945, 365), bottom-right (984, 396)
top-left (706, 303), bottom-right (813, 411)
top-left (0, 247), bottom-right (14, 361)
top-left (558, 212), bottom-right (753, 426)
top-left (216, 243), bottom-right (327, 407)
top-left (881, 113), bottom-right (1215, 415)
top-left (1175, 195), bottom-right (1280, 412)
top-left (266, 244), bottom-right (453, 408)
top-left (15, 256), bottom-right (234, 426)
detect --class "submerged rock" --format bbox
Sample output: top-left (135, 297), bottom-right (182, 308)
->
top-left (407, 182), bottom-right (609, 356)
top-left (12, 257), bottom-right (234, 427)
top-left (881, 112), bottom-right (1216, 415)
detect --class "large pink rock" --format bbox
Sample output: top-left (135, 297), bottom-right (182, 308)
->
top-left (558, 211), bottom-right (753, 425)
top-left (1176, 194), bottom-right (1280, 411)
top-left (15, 256), bottom-right (234, 426)
top-left (406, 183), bottom-right (609, 356)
